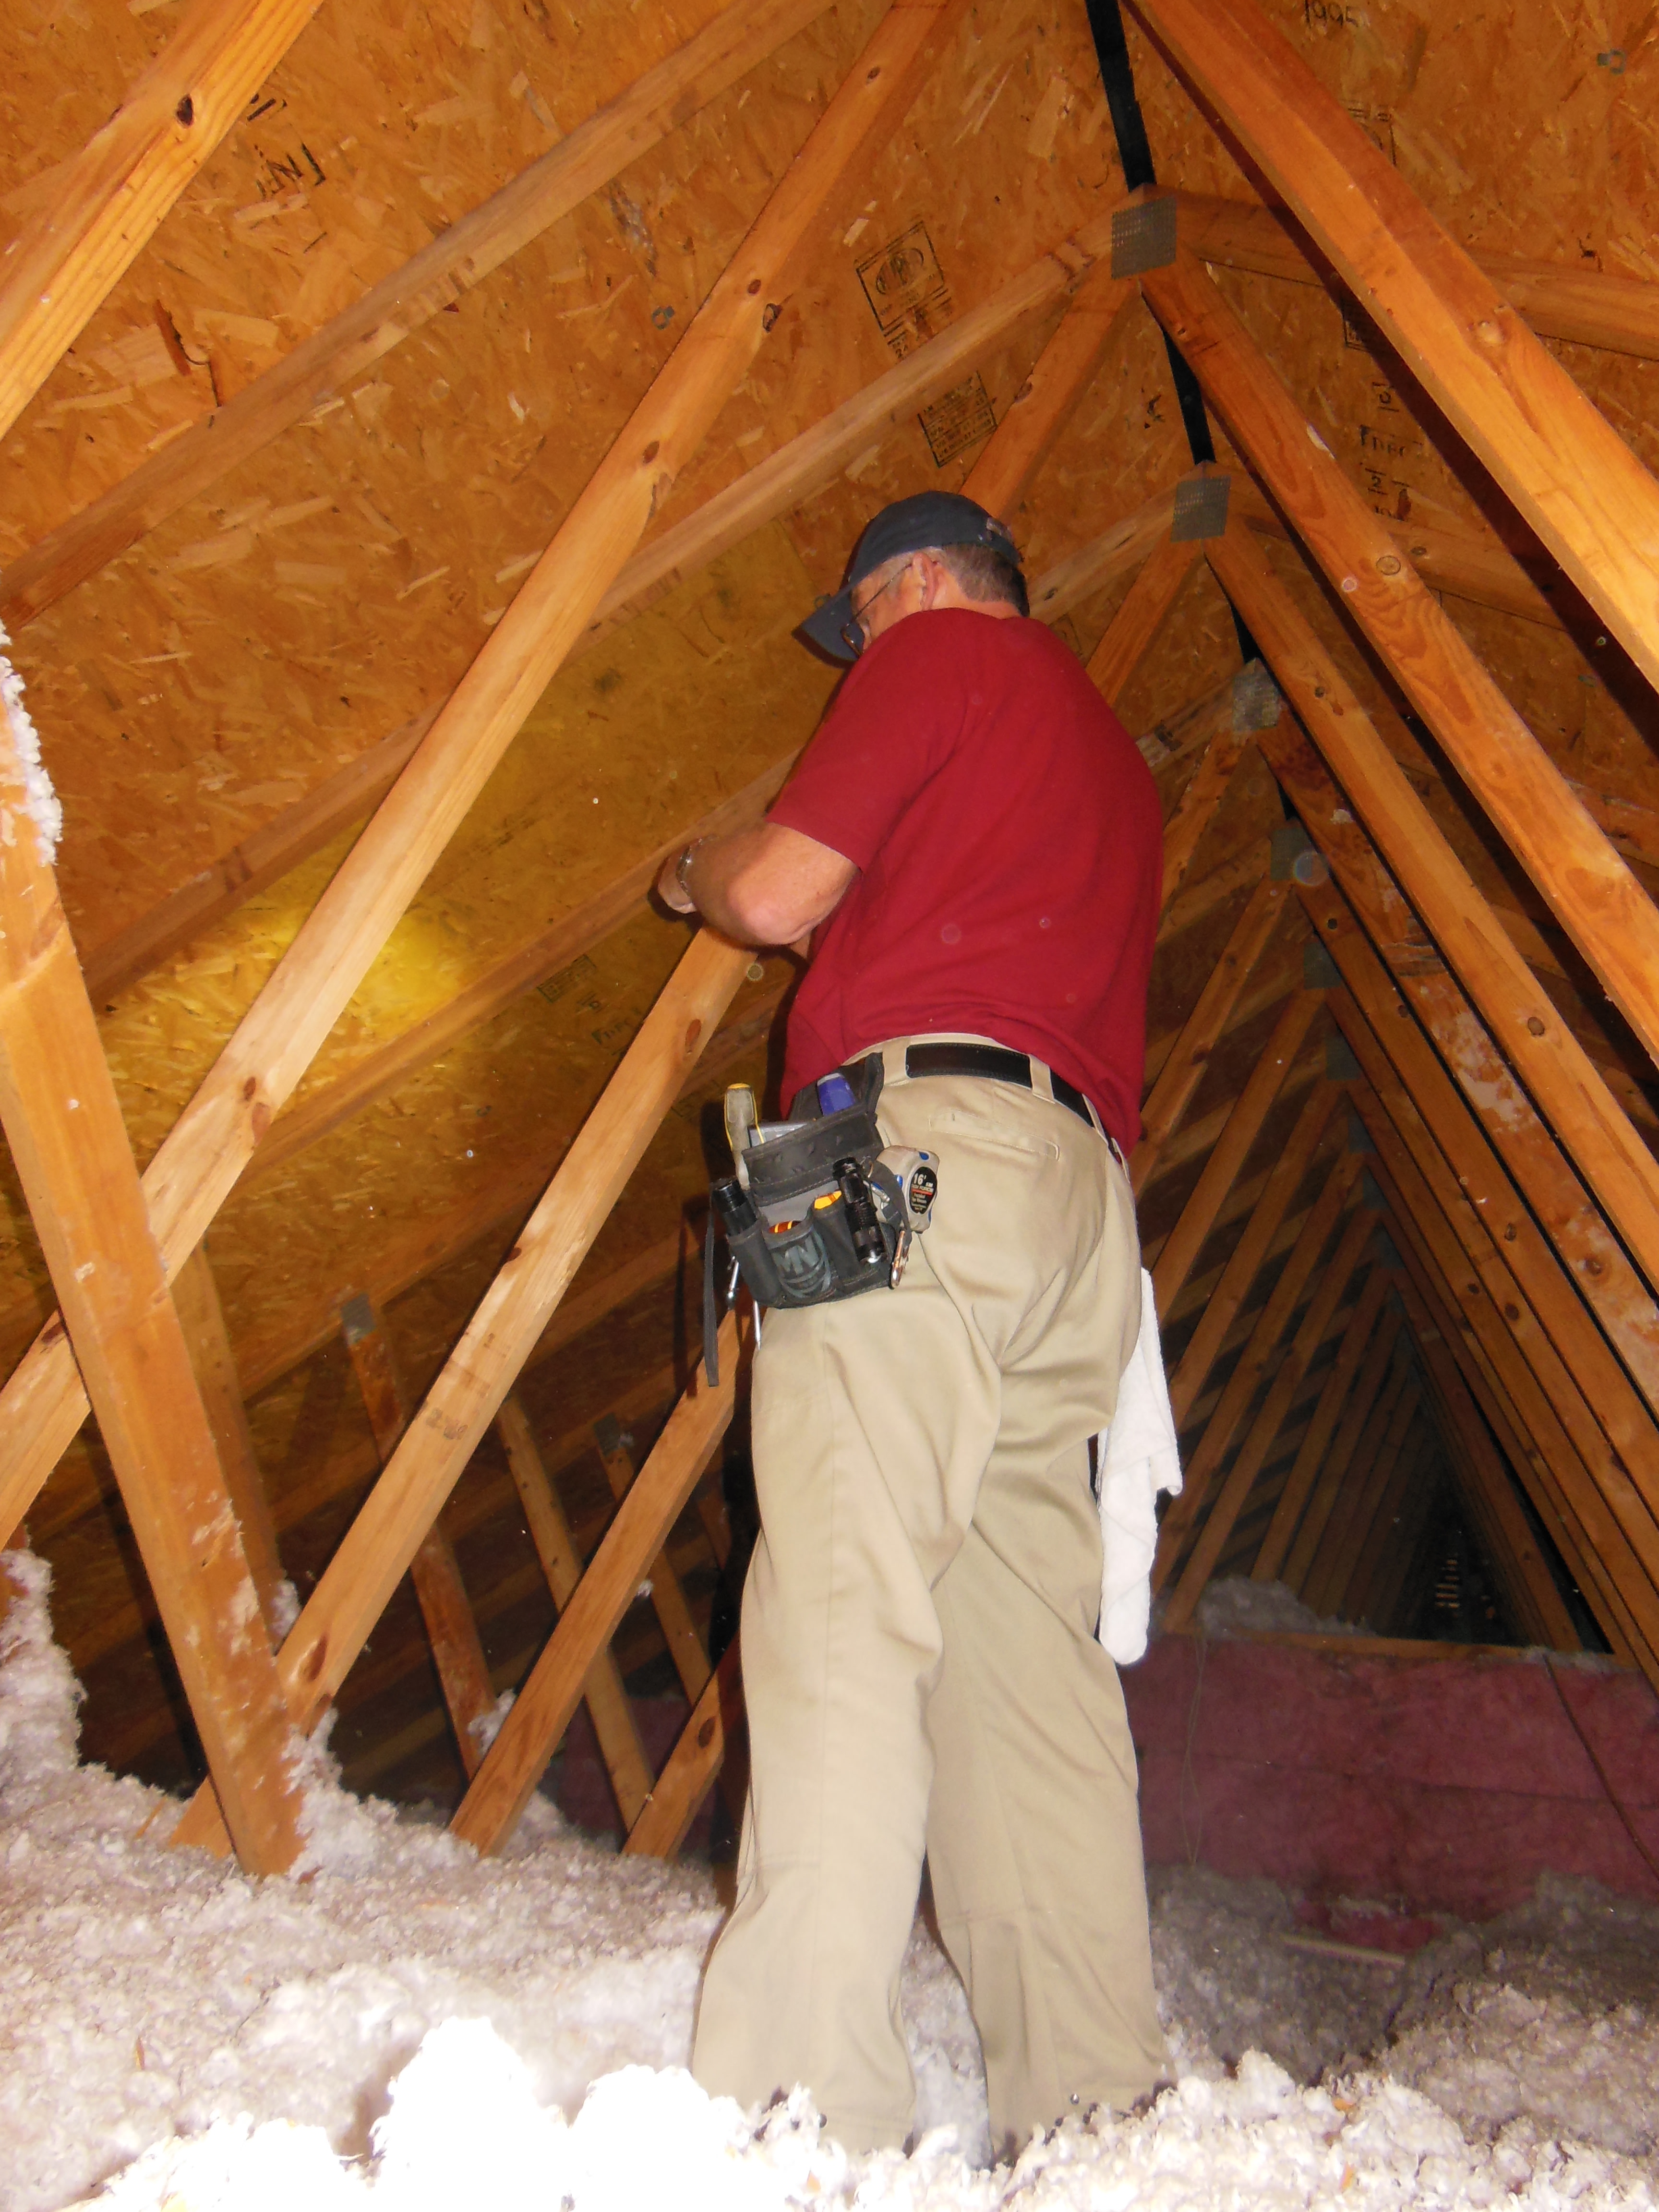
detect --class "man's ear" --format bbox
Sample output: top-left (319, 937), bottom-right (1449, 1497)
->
top-left (916, 551), bottom-right (946, 610)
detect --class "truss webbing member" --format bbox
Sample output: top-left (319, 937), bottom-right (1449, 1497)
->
top-left (657, 490), bottom-right (1166, 2155)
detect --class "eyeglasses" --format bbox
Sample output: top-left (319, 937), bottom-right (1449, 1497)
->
top-left (840, 562), bottom-right (910, 655)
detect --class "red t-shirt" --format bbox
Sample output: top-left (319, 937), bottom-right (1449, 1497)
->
top-left (768, 607), bottom-right (1162, 1152)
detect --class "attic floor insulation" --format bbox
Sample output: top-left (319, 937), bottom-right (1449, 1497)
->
top-left (3, 1552), bottom-right (1656, 2212)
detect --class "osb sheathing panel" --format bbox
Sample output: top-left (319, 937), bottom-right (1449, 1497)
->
top-left (1, 0), bottom-right (885, 936)
top-left (3, 0), bottom-right (1153, 947)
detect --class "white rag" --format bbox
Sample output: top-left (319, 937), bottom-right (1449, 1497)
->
top-left (1095, 1268), bottom-right (1182, 1664)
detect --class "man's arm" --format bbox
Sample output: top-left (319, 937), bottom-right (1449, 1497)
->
top-left (655, 820), bottom-right (857, 946)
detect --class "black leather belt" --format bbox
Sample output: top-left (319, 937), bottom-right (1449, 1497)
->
top-left (903, 1042), bottom-right (1102, 1135)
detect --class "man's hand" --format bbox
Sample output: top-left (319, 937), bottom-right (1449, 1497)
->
top-left (655, 821), bottom-right (857, 946)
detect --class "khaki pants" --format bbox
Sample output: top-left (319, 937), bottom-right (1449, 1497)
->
top-left (693, 1042), bottom-right (1166, 2155)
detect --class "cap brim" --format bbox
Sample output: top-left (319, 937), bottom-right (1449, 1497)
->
top-left (796, 590), bottom-right (859, 664)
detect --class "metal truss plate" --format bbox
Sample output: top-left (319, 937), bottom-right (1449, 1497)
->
top-left (1232, 656), bottom-right (1283, 732)
top-left (1109, 193), bottom-right (1178, 278)
top-left (1171, 470), bottom-right (1231, 544)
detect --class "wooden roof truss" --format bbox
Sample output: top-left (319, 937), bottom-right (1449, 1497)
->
top-left (0, 0), bottom-right (1657, 1865)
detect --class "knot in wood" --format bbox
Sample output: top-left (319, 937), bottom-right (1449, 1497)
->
top-left (683, 1019), bottom-right (703, 1051)
top-left (747, 277), bottom-right (762, 295)
top-left (697, 1717), bottom-right (717, 1748)
top-left (175, 94), bottom-right (194, 127)
top-left (1526, 1014), bottom-right (1546, 1036)
top-left (1374, 554), bottom-right (1401, 575)
top-left (642, 440), bottom-right (660, 464)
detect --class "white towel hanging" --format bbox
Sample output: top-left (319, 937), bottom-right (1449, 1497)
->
top-left (1095, 1268), bottom-right (1183, 1665)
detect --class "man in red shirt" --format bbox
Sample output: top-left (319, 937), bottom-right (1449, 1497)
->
top-left (657, 493), bottom-right (1166, 2157)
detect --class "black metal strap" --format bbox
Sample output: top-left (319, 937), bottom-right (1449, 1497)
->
top-left (1082, 0), bottom-right (1260, 668)
top-left (903, 1042), bottom-right (1098, 1133)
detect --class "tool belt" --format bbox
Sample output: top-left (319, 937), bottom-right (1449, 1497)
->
top-left (703, 1053), bottom-right (939, 1376)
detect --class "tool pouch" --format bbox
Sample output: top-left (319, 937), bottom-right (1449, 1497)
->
top-left (703, 1054), bottom-right (939, 1376)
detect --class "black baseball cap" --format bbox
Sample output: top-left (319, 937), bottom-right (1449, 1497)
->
top-left (797, 492), bottom-right (1023, 663)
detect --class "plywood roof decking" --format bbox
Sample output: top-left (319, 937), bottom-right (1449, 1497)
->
top-left (1, 0), bottom-right (1656, 1825)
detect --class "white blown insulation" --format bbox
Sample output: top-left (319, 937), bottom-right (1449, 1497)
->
top-left (0, 623), bottom-right (61, 866)
top-left (1, 1552), bottom-right (1654, 2212)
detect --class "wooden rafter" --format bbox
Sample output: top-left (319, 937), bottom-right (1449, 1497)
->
top-left (1302, 1367), bottom-right (1421, 1619)
top-left (1140, 255), bottom-right (1659, 1076)
top-left (1386, 1274), bottom-right (1580, 1651)
top-left (962, 262), bottom-right (1135, 519)
top-left (623, 1643), bottom-right (745, 1862)
top-left (1364, 1141), bottom-right (1659, 1684)
top-left (1175, 1210), bottom-right (1346, 1430)
top-left (452, 1310), bottom-right (745, 1853)
top-left (1130, 877), bottom-right (1288, 1193)
top-left (1165, 1080), bottom-right (1343, 1427)
top-left (1207, 526), bottom-right (1659, 1324)
top-left (340, 1294), bottom-right (497, 1778)
top-left (1218, 530), bottom-right (1659, 1403)
top-left (1250, 1268), bottom-right (1390, 1585)
top-left (170, 925), bottom-right (749, 1853)
top-left (1281, 1309), bottom-right (1405, 1597)
top-left (495, 1394), bottom-right (654, 1830)
top-left (1162, 1205), bottom-right (1378, 1629)
top-left (1154, 1148), bottom-right (1361, 1583)
top-left (1131, 0), bottom-right (1659, 691)
top-left (173, 1243), bottom-right (287, 1637)
top-left (0, 0), bottom-right (325, 445)
top-left (1142, 1054), bottom-right (1324, 1294)
top-left (1173, 193), bottom-right (1659, 365)
top-left (1346, 1073), bottom-right (1659, 1635)
top-left (281, 932), bottom-right (742, 1719)
top-left (1088, 533), bottom-right (1203, 705)
top-left (1150, 990), bottom-right (1323, 1316)
top-left (0, 726), bottom-right (301, 1873)
top-left (592, 1419), bottom-right (712, 1707)
top-left (1376, 1217), bottom-right (1642, 1666)
top-left (1320, 948), bottom-right (1659, 1506)
top-left (1157, 723), bottom-right (1253, 910)
top-left (1227, 470), bottom-right (1574, 637)
top-left (0, 0), bottom-right (963, 1535)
